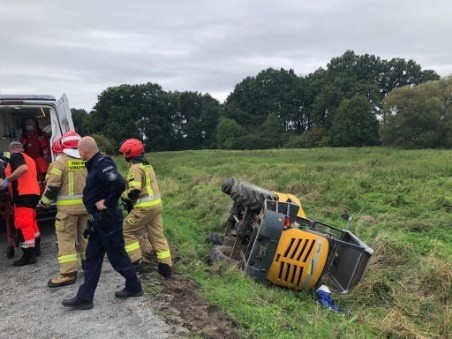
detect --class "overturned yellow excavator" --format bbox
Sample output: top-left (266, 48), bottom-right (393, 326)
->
top-left (207, 178), bottom-right (373, 293)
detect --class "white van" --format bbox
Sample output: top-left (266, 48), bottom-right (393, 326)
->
top-left (0, 94), bottom-right (74, 159)
top-left (0, 94), bottom-right (75, 225)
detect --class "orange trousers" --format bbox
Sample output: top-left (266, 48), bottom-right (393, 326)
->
top-left (14, 206), bottom-right (39, 248)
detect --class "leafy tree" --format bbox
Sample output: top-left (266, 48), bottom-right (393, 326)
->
top-left (235, 113), bottom-right (286, 150)
top-left (381, 76), bottom-right (452, 148)
top-left (311, 83), bottom-right (344, 129)
top-left (307, 50), bottom-right (439, 128)
top-left (225, 68), bottom-right (303, 130)
top-left (91, 133), bottom-right (115, 155)
top-left (84, 51), bottom-right (441, 152)
top-left (440, 77), bottom-right (452, 147)
top-left (71, 108), bottom-right (91, 136)
top-left (285, 125), bottom-right (331, 148)
top-left (170, 91), bottom-right (221, 149)
top-left (307, 125), bottom-right (330, 147)
top-left (216, 117), bottom-right (244, 149)
top-left (330, 95), bottom-right (379, 146)
top-left (91, 83), bottom-right (173, 151)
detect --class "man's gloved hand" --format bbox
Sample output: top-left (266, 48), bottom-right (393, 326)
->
top-left (121, 197), bottom-right (133, 213)
top-left (83, 218), bottom-right (96, 239)
top-left (38, 201), bottom-right (51, 209)
top-left (39, 197), bottom-right (52, 209)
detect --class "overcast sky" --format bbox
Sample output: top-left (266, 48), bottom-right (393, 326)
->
top-left (1, 0), bottom-right (451, 111)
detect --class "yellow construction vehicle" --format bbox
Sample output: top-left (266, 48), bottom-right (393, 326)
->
top-left (207, 178), bottom-right (373, 293)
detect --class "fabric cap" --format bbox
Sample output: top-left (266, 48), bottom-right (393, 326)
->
top-left (9, 141), bottom-right (23, 150)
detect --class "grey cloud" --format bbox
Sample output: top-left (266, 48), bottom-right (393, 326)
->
top-left (1, 0), bottom-right (451, 110)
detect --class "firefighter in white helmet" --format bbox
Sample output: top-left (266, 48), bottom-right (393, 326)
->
top-left (119, 138), bottom-right (172, 278)
top-left (40, 131), bottom-right (89, 287)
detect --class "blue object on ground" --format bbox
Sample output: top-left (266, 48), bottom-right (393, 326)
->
top-left (316, 285), bottom-right (344, 313)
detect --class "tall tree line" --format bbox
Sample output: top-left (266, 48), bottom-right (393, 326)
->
top-left (73, 50), bottom-right (449, 151)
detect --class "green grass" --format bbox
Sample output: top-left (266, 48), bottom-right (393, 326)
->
top-left (118, 147), bottom-right (451, 338)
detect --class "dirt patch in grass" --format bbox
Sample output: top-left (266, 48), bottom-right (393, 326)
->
top-left (141, 251), bottom-right (240, 338)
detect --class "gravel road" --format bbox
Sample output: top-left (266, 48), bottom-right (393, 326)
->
top-left (0, 222), bottom-right (170, 339)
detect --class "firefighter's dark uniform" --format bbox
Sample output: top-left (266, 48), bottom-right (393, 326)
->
top-left (76, 152), bottom-right (142, 302)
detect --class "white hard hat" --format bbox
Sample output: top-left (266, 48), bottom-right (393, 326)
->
top-left (316, 285), bottom-right (331, 294)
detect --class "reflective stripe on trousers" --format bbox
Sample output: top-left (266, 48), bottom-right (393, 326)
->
top-left (58, 253), bottom-right (78, 264)
top-left (156, 250), bottom-right (171, 260)
top-left (125, 241), bottom-right (140, 253)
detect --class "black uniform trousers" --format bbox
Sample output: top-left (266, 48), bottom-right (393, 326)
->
top-left (77, 208), bottom-right (142, 302)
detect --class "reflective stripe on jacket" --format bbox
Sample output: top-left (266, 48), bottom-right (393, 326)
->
top-left (126, 162), bottom-right (162, 209)
top-left (42, 154), bottom-right (87, 213)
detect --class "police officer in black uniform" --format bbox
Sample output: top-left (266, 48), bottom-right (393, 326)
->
top-left (62, 136), bottom-right (143, 310)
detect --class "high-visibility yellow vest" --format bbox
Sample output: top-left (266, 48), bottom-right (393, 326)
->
top-left (125, 162), bottom-right (162, 209)
top-left (41, 154), bottom-right (88, 213)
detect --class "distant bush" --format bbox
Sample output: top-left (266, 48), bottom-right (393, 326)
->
top-left (91, 133), bottom-right (115, 155)
top-left (285, 126), bottom-right (330, 148)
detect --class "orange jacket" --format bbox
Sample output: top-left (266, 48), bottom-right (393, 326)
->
top-left (5, 152), bottom-right (41, 196)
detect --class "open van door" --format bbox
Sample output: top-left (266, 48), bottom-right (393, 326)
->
top-left (56, 94), bottom-right (75, 133)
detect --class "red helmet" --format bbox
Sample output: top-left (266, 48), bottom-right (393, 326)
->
top-left (119, 138), bottom-right (144, 159)
top-left (52, 137), bottom-right (62, 154)
top-left (60, 131), bottom-right (81, 150)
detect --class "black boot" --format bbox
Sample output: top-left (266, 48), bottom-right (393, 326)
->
top-left (12, 247), bottom-right (37, 266)
top-left (35, 237), bottom-right (41, 257)
top-left (115, 287), bottom-right (144, 299)
top-left (62, 297), bottom-right (93, 310)
top-left (157, 262), bottom-right (172, 278)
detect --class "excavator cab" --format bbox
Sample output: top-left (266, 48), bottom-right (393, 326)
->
top-left (208, 178), bottom-right (374, 293)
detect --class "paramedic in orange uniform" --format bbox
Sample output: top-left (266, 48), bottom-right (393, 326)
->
top-left (0, 141), bottom-right (41, 266)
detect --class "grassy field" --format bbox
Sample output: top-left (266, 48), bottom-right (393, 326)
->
top-left (119, 147), bottom-right (451, 338)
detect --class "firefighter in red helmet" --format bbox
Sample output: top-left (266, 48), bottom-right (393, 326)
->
top-left (40, 131), bottom-right (89, 287)
top-left (119, 138), bottom-right (172, 277)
